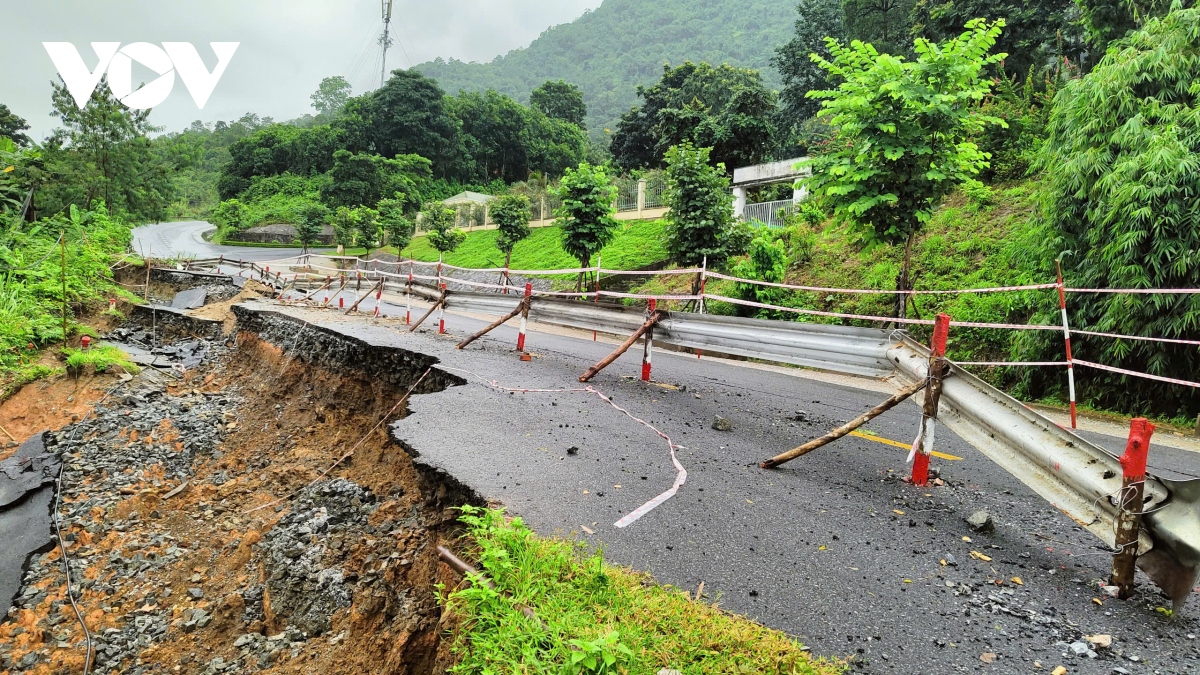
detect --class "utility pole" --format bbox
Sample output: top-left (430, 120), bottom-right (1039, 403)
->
top-left (380, 0), bottom-right (395, 88)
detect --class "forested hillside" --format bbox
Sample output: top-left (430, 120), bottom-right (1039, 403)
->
top-left (413, 0), bottom-right (796, 141)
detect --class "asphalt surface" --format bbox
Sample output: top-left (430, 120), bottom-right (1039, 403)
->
top-left (130, 220), bottom-right (307, 261)
top-left (251, 299), bottom-right (1200, 675)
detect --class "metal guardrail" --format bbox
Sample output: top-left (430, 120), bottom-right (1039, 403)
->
top-left (195, 260), bottom-right (1200, 607)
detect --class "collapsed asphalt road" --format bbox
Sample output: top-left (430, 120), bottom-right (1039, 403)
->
top-left (130, 221), bottom-right (307, 262)
top-left (246, 300), bottom-right (1199, 675)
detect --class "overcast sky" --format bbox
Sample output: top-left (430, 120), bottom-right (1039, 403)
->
top-left (3, 0), bottom-right (603, 140)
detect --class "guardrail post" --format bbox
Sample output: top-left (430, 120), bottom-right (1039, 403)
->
top-left (642, 299), bottom-right (656, 381)
top-left (406, 266), bottom-right (413, 325)
top-left (438, 283), bottom-right (447, 334)
top-left (517, 283), bottom-right (532, 352)
top-left (1111, 417), bottom-right (1155, 598)
top-left (374, 283), bottom-right (383, 318)
top-left (1056, 261), bottom-right (1078, 429)
top-left (911, 313), bottom-right (951, 486)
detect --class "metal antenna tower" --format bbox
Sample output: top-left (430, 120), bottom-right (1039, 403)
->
top-left (379, 0), bottom-right (395, 88)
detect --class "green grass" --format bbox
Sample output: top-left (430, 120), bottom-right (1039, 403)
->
top-left (0, 364), bottom-right (61, 404)
top-left (63, 346), bottom-right (139, 376)
top-left (441, 507), bottom-right (843, 675)
top-left (399, 219), bottom-right (669, 272)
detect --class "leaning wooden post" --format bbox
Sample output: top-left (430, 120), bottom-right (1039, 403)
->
top-left (580, 310), bottom-right (667, 382)
top-left (910, 313), bottom-right (952, 486)
top-left (409, 291), bottom-right (445, 333)
top-left (344, 280), bottom-right (383, 314)
top-left (761, 379), bottom-right (928, 469)
top-left (457, 297), bottom-right (528, 349)
top-left (1111, 417), bottom-right (1155, 599)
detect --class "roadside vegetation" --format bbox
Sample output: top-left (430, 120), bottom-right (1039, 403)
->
top-left (442, 507), bottom-right (842, 675)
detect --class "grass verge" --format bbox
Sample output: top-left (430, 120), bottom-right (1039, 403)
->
top-left (63, 346), bottom-right (139, 377)
top-left (400, 219), bottom-right (668, 272)
top-left (441, 507), bottom-right (843, 675)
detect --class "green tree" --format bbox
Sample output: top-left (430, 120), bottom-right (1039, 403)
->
top-left (377, 197), bottom-right (414, 251)
top-left (610, 62), bottom-right (777, 173)
top-left (319, 149), bottom-right (430, 209)
top-left (296, 203), bottom-right (329, 252)
top-left (0, 104), bottom-right (31, 147)
top-left (552, 163), bottom-right (618, 289)
top-left (311, 76), bottom-right (352, 120)
top-left (1075, 0), bottom-right (1181, 55)
top-left (773, 0), bottom-right (847, 149)
top-left (490, 194), bottom-right (532, 269)
top-left (663, 142), bottom-right (740, 269)
top-left (730, 232), bottom-right (789, 314)
top-left (356, 206), bottom-right (380, 249)
top-left (1027, 7), bottom-right (1200, 416)
top-left (341, 70), bottom-right (460, 175)
top-left (330, 206), bottom-right (359, 248)
top-left (843, 0), bottom-right (917, 55)
top-left (909, 0), bottom-right (1084, 78)
top-left (211, 198), bottom-right (248, 235)
top-left (803, 19), bottom-right (1006, 318)
top-left (41, 77), bottom-right (174, 222)
top-left (424, 202), bottom-right (467, 254)
top-left (530, 80), bottom-right (588, 129)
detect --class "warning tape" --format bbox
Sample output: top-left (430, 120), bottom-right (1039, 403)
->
top-left (1073, 359), bottom-right (1200, 389)
top-left (1064, 287), bottom-right (1200, 294)
top-left (1071, 329), bottom-right (1200, 347)
top-left (440, 366), bottom-right (687, 529)
top-left (704, 271), bottom-right (1059, 296)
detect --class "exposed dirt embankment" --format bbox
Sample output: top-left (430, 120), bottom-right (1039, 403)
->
top-left (0, 306), bottom-right (480, 675)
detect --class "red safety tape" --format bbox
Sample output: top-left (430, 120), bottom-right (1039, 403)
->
top-left (705, 294), bottom-right (936, 325)
top-left (598, 290), bottom-right (702, 301)
top-left (952, 361), bottom-right (1068, 367)
top-left (1072, 329), bottom-right (1200, 347)
top-left (1073, 359), bottom-right (1200, 388)
top-left (1064, 287), bottom-right (1200, 294)
top-left (704, 271), bottom-right (1059, 295)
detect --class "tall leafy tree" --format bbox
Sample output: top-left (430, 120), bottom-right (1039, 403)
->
top-left (530, 80), bottom-right (588, 129)
top-left (1025, 7), bottom-right (1200, 416)
top-left (610, 62), bottom-right (777, 173)
top-left (1075, 0), bottom-right (1181, 56)
top-left (342, 70), bottom-right (461, 174)
top-left (424, 202), bottom-right (467, 254)
top-left (319, 149), bottom-right (430, 210)
top-left (377, 197), bottom-right (415, 251)
top-left (663, 142), bottom-right (740, 269)
top-left (773, 0), bottom-right (846, 148)
top-left (449, 90), bottom-right (534, 182)
top-left (803, 19), bottom-right (1006, 318)
top-left (909, 0), bottom-right (1085, 78)
top-left (842, 0), bottom-right (917, 55)
top-left (296, 203), bottom-right (329, 252)
top-left (552, 163), bottom-right (618, 289)
top-left (41, 77), bottom-right (174, 222)
top-left (491, 194), bottom-right (532, 269)
top-left (311, 76), bottom-right (353, 120)
top-left (0, 104), bottom-right (31, 147)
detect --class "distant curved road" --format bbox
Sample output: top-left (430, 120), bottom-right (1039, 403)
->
top-left (130, 221), bottom-right (307, 261)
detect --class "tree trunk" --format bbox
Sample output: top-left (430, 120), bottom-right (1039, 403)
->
top-left (896, 231), bottom-right (916, 320)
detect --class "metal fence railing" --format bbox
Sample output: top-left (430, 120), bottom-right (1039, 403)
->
top-left (644, 173), bottom-right (667, 209)
top-left (743, 199), bottom-right (798, 228)
top-left (616, 178), bottom-right (639, 212)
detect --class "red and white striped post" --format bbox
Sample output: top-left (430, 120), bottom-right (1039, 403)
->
top-left (405, 263), bottom-right (413, 325)
top-left (911, 313), bottom-right (951, 486)
top-left (1056, 261), bottom-right (1078, 429)
top-left (593, 253), bottom-right (602, 341)
top-left (438, 282), bottom-right (447, 334)
top-left (108, 298), bottom-right (116, 312)
top-left (697, 255), bottom-right (708, 359)
top-left (642, 299), bottom-right (656, 381)
top-left (517, 283), bottom-right (532, 352)
top-left (373, 283), bottom-right (383, 318)
top-left (339, 296), bottom-right (345, 309)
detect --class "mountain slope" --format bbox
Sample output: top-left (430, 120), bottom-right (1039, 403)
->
top-left (413, 0), bottom-right (797, 142)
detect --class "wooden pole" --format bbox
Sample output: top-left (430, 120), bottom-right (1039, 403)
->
top-left (1111, 417), bottom-right (1155, 598)
top-left (760, 379), bottom-right (928, 469)
top-left (344, 280), bottom-right (383, 314)
top-left (579, 310), bottom-right (667, 382)
top-left (911, 313), bottom-right (952, 486)
top-left (456, 298), bottom-right (528, 349)
top-left (409, 292), bottom-right (445, 332)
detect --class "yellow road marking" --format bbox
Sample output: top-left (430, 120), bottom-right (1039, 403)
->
top-left (849, 430), bottom-right (963, 461)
